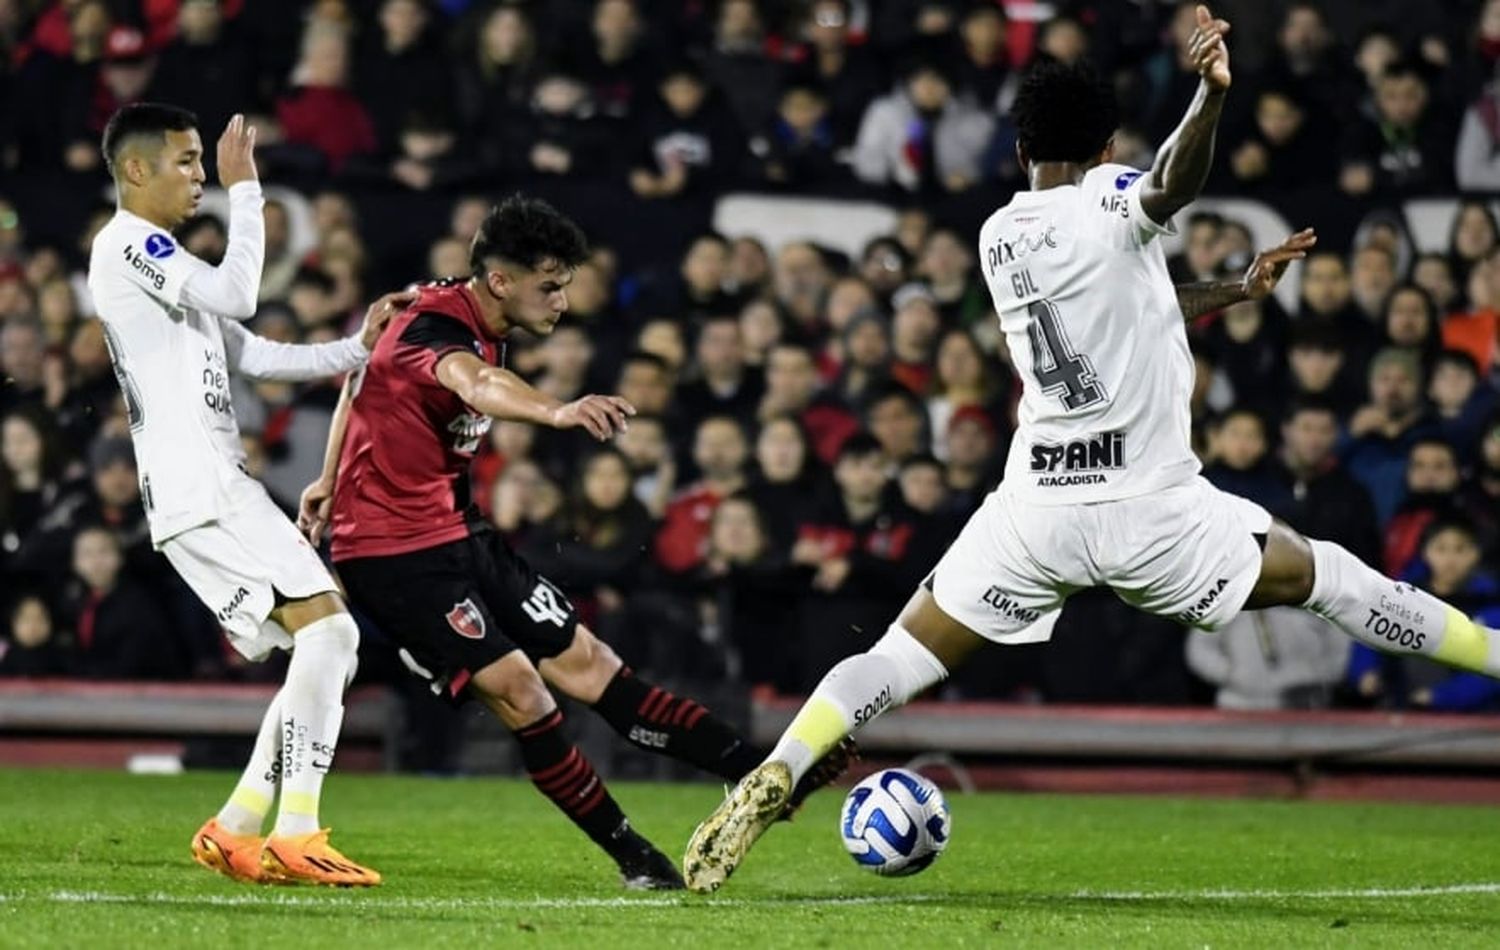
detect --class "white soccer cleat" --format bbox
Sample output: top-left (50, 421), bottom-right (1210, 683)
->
top-left (683, 761), bottom-right (792, 893)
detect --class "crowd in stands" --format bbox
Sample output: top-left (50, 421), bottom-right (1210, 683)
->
top-left (1, 0), bottom-right (1499, 729)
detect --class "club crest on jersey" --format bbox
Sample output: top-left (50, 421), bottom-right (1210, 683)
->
top-left (445, 598), bottom-right (486, 640)
top-left (447, 410), bottom-right (491, 455)
top-left (144, 233), bottom-right (176, 259)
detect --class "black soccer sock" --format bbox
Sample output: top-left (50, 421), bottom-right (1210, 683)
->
top-left (513, 709), bottom-right (629, 850)
top-left (591, 667), bottom-right (761, 781)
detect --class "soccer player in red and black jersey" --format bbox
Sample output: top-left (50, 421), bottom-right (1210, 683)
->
top-left (299, 196), bottom-right (845, 888)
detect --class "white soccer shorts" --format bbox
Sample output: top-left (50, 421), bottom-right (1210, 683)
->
top-left (160, 473), bottom-right (339, 661)
top-left (928, 476), bottom-right (1273, 643)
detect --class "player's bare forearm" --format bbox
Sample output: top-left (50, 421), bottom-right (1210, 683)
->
top-left (319, 374), bottom-right (356, 482)
top-left (1143, 83), bottom-right (1225, 222)
top-left (438, 354), bottom-right (561, 427)
top-left (1175, 280), bottom-right (1246, 319)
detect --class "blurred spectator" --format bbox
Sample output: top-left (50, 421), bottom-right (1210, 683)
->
top-left (1204, 407), bottom-right (1288, 510)
top-left (701, 493), bottom-right (803, 691)
top-left (522, 447), bottom-right (652, 628)
top-left (1380, 284), bottom-right (1442, 368)
top-left (9, 0), bottom-right (113, 174)
top-left (738, 297), bottom-right (783, 367)
top-left (1444, 245), bottom-right (1500, 377)
top-left (1203, 298), bottom-right (1287, 420)
top-left (1447, 202), bottom-right (1498, 289)
top-left (654, 416), bottom-right (749, 575)
top-left (1455, 78), bottom-right (1500, 191)
top-left (534, 324), bottom-right (595, 404)
top-left (1383, 437), bottom-right (1462, 576)
top-left (0, 594), bottom-right (67, 678)
top-left (1350, 244), bottom-right (1398, 328)
top-left (790, 433), bottom-right (941, 688)
top-left (1462, 412), bottom-right (1500, 552)
top-left (953, 3), bottom-right (1013, 110)
top-left (615, 413), bottom-right (675, 518)
top-left (859, 236), bottom-right (914, 305)
top-left (1342, 348), bottom-right (1439, 525)
top-left (747, 414), bottom-right (824, 556)
top-left (1035, 16), bottom-right (1089, 67)
top-left (851, 59), bottom-right (994, 194)
top-left (150, 0), bottom-right (257, 169)
top-left (1298, 251), bottom-right (1376, 386)
top-left (1411, 253), bottom-right (1459, 316)
top-left (774, 241), bottom-right (834, 336)
top-left (1339, 62), bottom-right (1454, 196)
top-left (355, 0), bottom-right (452, 154)
top-left (928, 327), bottom-right (1008, 461)
top-left (676, 315), bottom-right (764, 433)
top-left (832, 312), bottom-right (892, 410)
top-left (1271, 397), bottom-right (1381, 566)
top-left (791, 0), bottom-right (884, 147)
top-left (918, 228), bottom-right (987, 328)
top-left (1, 405), bottom-right (72, 575)
top-left (1186, 606), bottom-right (1349, 710)
top-left (1257, 2), bottom-right (1360, 132)
top-left (629, 61), bottom-right (745, 200)
top-left (749, 84), bottom-right (844, 187)
top-left (615, 351), bottom-right (675, 419)
top-left (1169, 212), bottom-right (1226, 284)
top-left (1, 314), bottom-right (47, 416)
top-left (757, 341), bottom-right (858, 464)
top-left (1222, 87), bottom-right (1334, 192)
top-left (1284, 322), bottom-right (1357, 418)
top-left (889, 289), bottom-right (940, 393)
top-left (490, 457), bottom-right (562, 540)
top-left (729, 237), bottom-right (773, 302)
top-left (637, 232), bottom-right (743, 320)
top-left (864, 382), bottom-right (928, 468)
top-left (275, 23), bottom-right (377, 174)
top-left (63, 525), bottom-right (173, 679)
top-left (561, 0), bottom-right (658, 122)
top-left (944, 405), bottom-right (1002, 518)
top-left (1350, 518), bottom-right (1500, 711)
top-left (500, 72), bottom-right (612, 179)
top-left (456, 4), bottom-right (539, 139)
top-left (703, 0), bottom-right (782, 136)
top-left (1431, 350), bottom-right (1496, 460)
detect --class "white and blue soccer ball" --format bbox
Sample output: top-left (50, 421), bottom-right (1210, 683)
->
top-left (839, 768), bottom-right (951, 876)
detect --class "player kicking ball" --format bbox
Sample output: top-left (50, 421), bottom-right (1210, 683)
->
top-left (297, 195), bottom-right (850, 890)
top-left (684, 6), bottom-right (1500, 893)
top-left (87, 104), bottom-right (413, 887)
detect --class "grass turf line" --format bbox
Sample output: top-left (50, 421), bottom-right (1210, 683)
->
top-left (1, 768), bottom-right (1498, 948)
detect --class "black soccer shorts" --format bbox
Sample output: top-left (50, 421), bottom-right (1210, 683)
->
top-left (337, 520), bottom-right (578, 704)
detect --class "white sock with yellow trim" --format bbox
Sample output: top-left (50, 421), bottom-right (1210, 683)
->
top-left (216, 688), bottom-right (283, 836)
top-left (273, 613), bottom-right (358, 837)
top-left (1303, 538), bottom-right (1500, 675)
top-left (768, 624), bottom-right (948, 786)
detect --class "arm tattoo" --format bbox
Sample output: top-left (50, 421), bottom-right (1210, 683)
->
top-left (1175, 280), bottom-right (1246, 320)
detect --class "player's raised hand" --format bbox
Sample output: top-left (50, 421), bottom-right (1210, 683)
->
top-left (217, 114), bottom-right (258, 188)
top-left (552, 394), bottom-right (636, 441)
top-left (1243, 228), bottom-right (1317, 300)
top-left (298, 475), bottom-right (335, 546)
top-left (359, 289), bottom-right (418, 350)
top-left (1189, 5), bottom-right (1232, 92)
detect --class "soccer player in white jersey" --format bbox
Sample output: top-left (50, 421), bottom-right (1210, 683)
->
top-left (683, 6), bottom-right (1500, 892)
top-left (87, 103), bottom-right (406, 886)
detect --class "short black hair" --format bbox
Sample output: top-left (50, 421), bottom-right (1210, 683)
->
top-left (619, 349), bottom-right (670, 375)
top-left (1012, 59), bottom-right (1117, 164)
top-left (1283, 394), bottom-right (1338, 423)
top-left (900, 452), bottom-right (944, 474)
top-left (1433, 348), bottom-right (1479, 376)
top-left (101, 103), bottom-right (198, 176)
top-left (1408, 436), bottom-right (1458, 462)
top-left (470, 194), bottom-right (589, 276)
top-left (836, 432), bottom-right (885, 464)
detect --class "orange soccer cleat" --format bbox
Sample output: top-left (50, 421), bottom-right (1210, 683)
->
top-left (259, 829), bottom-right (382, 887)
top-left (191, 817), bottom-right (269, 884)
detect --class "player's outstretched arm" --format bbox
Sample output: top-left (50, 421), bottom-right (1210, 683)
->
top-left (298, 373), bottom-right (359, 545)
top-left (179, 115), bottom-right (264, 319)
top-left (1140, 5), bottom-right (1231, 226)
top-left (221, 290), bottom-right (412, 382)
top-left (435, 351), bottom-right (636, 441)
top-left (1173, 228), bottom-right (1317, 319)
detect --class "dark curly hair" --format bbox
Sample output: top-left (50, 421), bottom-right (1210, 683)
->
top-left (470, 194), bottom-right (589, 276)
top-left (1011, 59), bottom-right (1118, 165)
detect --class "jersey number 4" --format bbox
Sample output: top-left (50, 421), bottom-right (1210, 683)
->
top-left (1026, 299), bottom-right (1104, 410)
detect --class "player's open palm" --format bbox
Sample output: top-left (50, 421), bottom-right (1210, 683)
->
top-left (217, 113), bottom-right (258, 188)
top-left (1243, 228), bottom-right (1317, 300)
top-left (1189, 5), bottom-right (1232, 91)
top-left (553, 394), bottom-right (636, 441)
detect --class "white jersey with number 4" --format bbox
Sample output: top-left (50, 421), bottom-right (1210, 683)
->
top-left (978, 162), bottom-right (1199, 505)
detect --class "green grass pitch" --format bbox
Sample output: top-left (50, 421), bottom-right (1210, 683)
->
top-left (2, 768), bottom-right (1499, 948)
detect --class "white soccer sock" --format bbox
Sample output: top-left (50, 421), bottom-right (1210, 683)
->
top-left (274, 613), bottom-right (359, 837)
top-left (216, 688), bottom-right (284, 836)
top-left (768, 624), bottom-right (948, 786)
top-left (1303, 539), bottom-right (1500, 675)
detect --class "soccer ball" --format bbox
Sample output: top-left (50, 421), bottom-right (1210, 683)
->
top-left (839, 768), bottom-right (951, 876)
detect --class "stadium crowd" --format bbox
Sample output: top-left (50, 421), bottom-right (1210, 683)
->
top-left (1, 0), bottom-right (1500, 740)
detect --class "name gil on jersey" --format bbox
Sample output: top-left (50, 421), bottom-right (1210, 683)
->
top-left (1030, 431), bottom-right (1126, 476)
top-left (122, 243), bottom-right (167, 292)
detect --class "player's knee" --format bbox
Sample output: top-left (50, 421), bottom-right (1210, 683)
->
top-left (474, 653), bottom-right (554, 725)
top-left (541, 626), bottom-right (620, 702)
